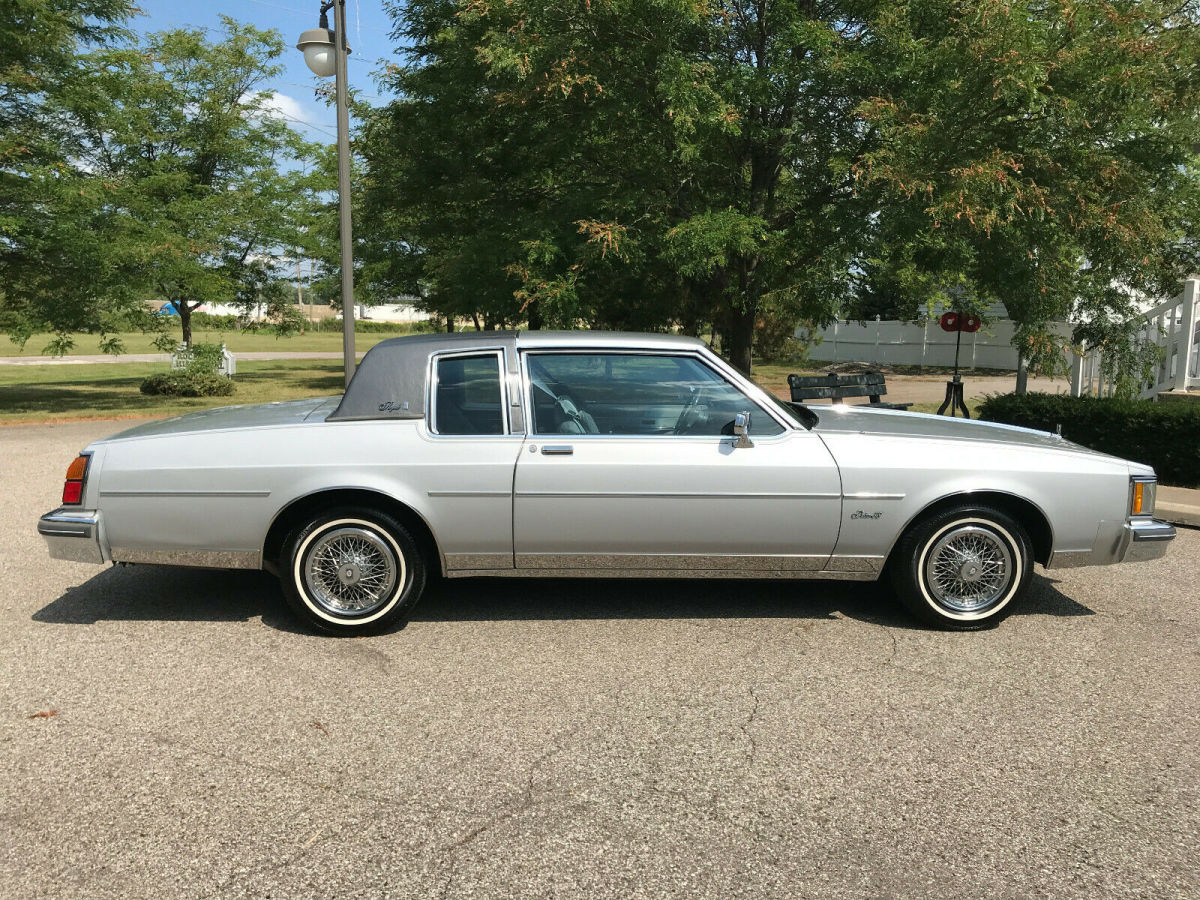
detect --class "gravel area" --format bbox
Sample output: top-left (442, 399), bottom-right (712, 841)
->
top-left (2, 421), bottom-right (1196, 900)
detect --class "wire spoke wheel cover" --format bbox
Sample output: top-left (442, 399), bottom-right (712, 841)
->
top-left (892, 506), bottom-right (1033, 630)
top-left (923, 524), bottom-right (1014, 612)
top-left (301, 524), bottom-right (401, 618)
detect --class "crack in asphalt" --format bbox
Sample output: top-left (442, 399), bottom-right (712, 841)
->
top-left (47, 714), bottom-right (479, 851)
top-left (739, 684), bottom-right (761, 765)
top-left (31, 716), bottom-right (448, 899)
top-left (437, 727), bottom-right (578, 900)
top-left (190, 820), bottom-right (357, 900)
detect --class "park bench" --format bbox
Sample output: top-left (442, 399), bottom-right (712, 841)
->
top-left (787, 372), bottom-right (911, 410)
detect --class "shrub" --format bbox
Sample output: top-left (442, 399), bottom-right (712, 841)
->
top-left (325, 317), bottom-right (430, 334)
top-left (139, 341), bottom-right (235, 398)
top-left (140, 370), bottom-right (235, 397)
top-left (189, 311), bottom-right (239, 330)
top-left (978, 392), bottom-right (1200, 487)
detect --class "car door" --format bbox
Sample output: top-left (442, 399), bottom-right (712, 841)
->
top-left (513, 350), bottom-right (842, 574)
top-left (423, 347), bottom-right (525, 572)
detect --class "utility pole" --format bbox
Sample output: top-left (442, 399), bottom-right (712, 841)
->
top-left (297, 0), bottom-right (356, 386)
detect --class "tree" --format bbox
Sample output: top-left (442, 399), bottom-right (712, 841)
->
top-left (68, 19), bottom-right (328, 345)
top-left (851, 0), bottom-right (1200, 373)
top-left (365, 1), bottom-right (1200, 374)
top-left (364, 1), bottom-right (870, 369)
top-left (0, 0), bottom-right (133, 349)
top-left (2, 17), bottom-right (328, 349)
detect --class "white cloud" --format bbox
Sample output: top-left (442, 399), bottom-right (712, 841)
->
top-left (261, 91), bottom-right (307, 124)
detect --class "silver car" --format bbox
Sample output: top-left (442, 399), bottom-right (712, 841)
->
top-left (38, 331), bottom-right (1175, 634)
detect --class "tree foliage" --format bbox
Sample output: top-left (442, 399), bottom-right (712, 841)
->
top-left (853, 0), bottom-right (1200, 372)
top-left (363, 0), bottom-right (1200, 373)
top-left (1, 13), bottom-right (329, 349)
top-left (0, 0), bottom-right (134, 347)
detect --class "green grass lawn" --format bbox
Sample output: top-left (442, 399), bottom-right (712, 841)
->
top-left (0, 359), bottom-right (346, 424)
top-left (1, 328), bottom-right (416, 357)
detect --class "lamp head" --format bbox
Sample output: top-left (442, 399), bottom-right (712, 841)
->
top-left (296, 27), bottom-right (338, 77)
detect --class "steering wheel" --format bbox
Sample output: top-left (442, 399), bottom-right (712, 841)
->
top-left (673, 386), bottom-right (708, 434)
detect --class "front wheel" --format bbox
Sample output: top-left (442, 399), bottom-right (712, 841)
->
top-left (889, 505), bottom-right (1033, 630)
top-left (280, 507), bottom-right (426, 635)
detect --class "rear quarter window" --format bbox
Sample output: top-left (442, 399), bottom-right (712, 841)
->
top-left (434, 354), bottom-right (505, 435)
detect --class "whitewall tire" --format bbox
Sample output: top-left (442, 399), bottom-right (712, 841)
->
top-left (890, 505), bottom-right (1033, 630)
top-left (280, 507), bottom-right (426, 635)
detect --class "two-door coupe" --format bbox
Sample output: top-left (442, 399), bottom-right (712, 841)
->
top-left (39, 331), bottom-right (1175, 633)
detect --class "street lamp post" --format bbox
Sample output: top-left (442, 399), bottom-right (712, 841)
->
top-left (297, 1), bottom-right (356, 388)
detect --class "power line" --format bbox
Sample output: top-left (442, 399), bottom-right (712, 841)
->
top-left (273, 111), bottom-right (338, 137)
top-left (244, 0), bottom-right (312, 18)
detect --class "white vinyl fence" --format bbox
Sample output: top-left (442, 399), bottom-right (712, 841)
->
top-left (803, 318), bottom-right (1070, 370)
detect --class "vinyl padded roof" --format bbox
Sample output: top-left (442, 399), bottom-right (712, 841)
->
top-left (327, 330), bottom-right (707, 422)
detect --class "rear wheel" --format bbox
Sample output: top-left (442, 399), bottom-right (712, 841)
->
top-left (890, 505), bottom-right (1032, 630)
top-left (280, 507), bottom-right (426, 635)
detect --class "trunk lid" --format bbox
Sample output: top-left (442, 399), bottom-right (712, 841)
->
top-left (98, 397), bottom-right (341, 443)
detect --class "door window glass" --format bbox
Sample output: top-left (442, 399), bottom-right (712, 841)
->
top-left (434, 354), bottom-right (505, 435)
top-left (527, 353), bottom-right (784, 437)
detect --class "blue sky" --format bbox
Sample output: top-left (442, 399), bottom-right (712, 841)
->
top-left (133, 0), bottom-right (402, 142)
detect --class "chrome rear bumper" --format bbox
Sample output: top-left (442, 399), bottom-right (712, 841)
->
top-left (38, 508), bottom-right (105, 564)
top-left (1120, 518), bottom-right (1176, 564)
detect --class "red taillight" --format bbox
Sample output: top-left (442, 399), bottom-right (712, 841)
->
top-left (61, 454), bottom-right (89, 505)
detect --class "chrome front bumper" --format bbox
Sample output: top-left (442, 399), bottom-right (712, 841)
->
top-left (1119, 518), bottom-right (1176, 563)
top-left (38, 508), bottom-right (105, 564)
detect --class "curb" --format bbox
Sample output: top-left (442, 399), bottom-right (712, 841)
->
top-left (1158, 502), bottom-right (1200, 529)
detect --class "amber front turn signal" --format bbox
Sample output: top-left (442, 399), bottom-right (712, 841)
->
top-left (1130, 478), bottom-right (1156, 517)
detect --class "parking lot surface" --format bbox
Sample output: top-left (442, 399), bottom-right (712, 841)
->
top-left (2, 421), bottom-right (1197, 899)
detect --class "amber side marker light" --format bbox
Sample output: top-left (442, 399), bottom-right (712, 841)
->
top-left (1132, 481), bottom-right (1145, 515)
top-left (62, 454), bottom-right (89, 505)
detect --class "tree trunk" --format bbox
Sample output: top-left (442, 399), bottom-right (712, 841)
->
top-left (527, 300), bottom-right (543, 330)
top-left (445, 315), bottom-right (455, 333)
top-left (728, 304), bottom-right (755, 375)
top-left (179, 302), bottom-right (193, 347)
top-left (471, 312), bottom-right (482, 331)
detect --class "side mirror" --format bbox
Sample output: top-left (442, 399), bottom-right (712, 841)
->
top-left (732, 411), bottom-right (754, 448)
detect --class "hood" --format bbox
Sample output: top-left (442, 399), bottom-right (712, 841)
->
top-left (97, 396), bottom-right (341, 443)
top-left (811, 404), bottom-right (1111, 455)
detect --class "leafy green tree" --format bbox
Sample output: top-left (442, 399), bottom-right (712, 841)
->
top-left (0, 0), bottom-right (133, 350)
top-left (852, 0), bottom-right (1200, 373)
top-left (364, 1), bottom-right (877, 370)
top-left (62, 19), bottom-right (327, 346)
top-left (2, 16), bottom-right (328, 349)
top-left (366, 1), bottom-right (1200, 375)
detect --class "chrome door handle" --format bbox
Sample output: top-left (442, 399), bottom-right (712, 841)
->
top-left (540, 445), bottom-right (574, 455)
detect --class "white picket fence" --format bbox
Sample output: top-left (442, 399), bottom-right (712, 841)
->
top-left (1070, 278), bottom-right (1200, 399)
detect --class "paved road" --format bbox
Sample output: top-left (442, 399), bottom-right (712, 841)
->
top-left (2, 421), bottom-right (1196, 900)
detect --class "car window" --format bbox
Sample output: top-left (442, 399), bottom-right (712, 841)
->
top-left (527, 352), bottom-right (785, 437)
top-left (434, 353), bottom-right (505, 435)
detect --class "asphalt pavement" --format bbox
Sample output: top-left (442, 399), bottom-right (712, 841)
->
top-left (2, 421), bottom-right (1197, 900)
